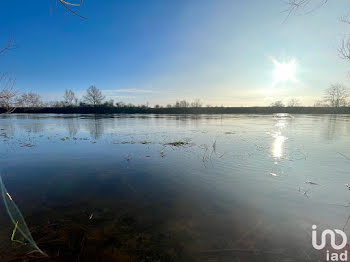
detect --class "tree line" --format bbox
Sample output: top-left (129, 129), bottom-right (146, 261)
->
top-left (270, 84), bottom-right (350, 108)
top-left (1, 82), bottom-right (350, 111)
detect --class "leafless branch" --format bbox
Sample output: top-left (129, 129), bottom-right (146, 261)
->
top-left (338, 37), bottom-right (350, 60)
top-left (338, 152), bottom-right (350, 161)
top-left (0, 74), bottom-right (17, 99)
top-left (0, 73), bottom-right (18, 113)
top-left (339, 5), bottom-right (350, 25)
top-left (284, 0), bottom-right (328, 19)
top-left (341, 15), bottom-right (350, 25)
top-left (58, 0), bottom-right (87, 19)
top-left (0, 39), bottom-right (14, 56)
top-left (59, 0), bottom-right (84, 7)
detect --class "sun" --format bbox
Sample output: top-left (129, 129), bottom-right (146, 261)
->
top-left (272, 58), bottom-right (297, 85)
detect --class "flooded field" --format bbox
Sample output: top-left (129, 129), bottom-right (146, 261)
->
top-left (0, 113), bottom-right (350, 262)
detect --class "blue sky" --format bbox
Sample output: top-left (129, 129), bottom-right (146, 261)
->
top-left (0, 0), bottom-right (349, 106)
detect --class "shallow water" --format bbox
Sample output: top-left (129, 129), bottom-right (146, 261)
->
top-left (0, 114), bottom-right (350, 261)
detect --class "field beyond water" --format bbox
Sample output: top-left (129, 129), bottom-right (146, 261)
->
top-left (1, 106), bottom-right (350, 114)
top-left (0, 113), bottom-right (350, 261)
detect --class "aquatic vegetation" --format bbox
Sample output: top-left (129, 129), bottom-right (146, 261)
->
top-left (338, 152), bottom-right (350, 161)
top-left (120, 140), bottom-right (152, 145)
top-left (201, 144), bottom-right (209, 162)
top-left (11, 221), bottom-right (22, 243)
top-left (200, 140), bottom-right (220, 165)
top-left (305, 180), bottom-right (318, 185)
top-left (20, 143), bottom-right (34, 148)
top-left (298, 187), bottom-right (310, 198)
top-left (165, 140), bottom-right (191, 147)
top-left (167, 141), bottom-right (187, 146)
top-left (0, 175), bottom-right (47, 257)
top-left (121, 141), bottom-right (136, 144)
top-left (212, 139), bottom-right (217, 153)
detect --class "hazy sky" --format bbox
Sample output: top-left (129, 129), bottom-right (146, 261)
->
top-left (1, 0), bottom-right (350, 106)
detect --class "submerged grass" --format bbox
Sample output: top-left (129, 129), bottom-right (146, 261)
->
top-left (11, 221), bottom-right (24, 244)
top-left (338, 152), bottom-right (350, 161)
top-left (0, 175), bottom-right (47, 257)
top-left (165, 139), bottom-right (191, 147)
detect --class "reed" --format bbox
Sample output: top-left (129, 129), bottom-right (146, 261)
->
top-left (0, 175), bottom-right (48, 257)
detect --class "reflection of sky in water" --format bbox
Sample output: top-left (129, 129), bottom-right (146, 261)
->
top-left (0, 114), bottom-right (350, 261)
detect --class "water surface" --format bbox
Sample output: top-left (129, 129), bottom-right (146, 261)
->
top-left (0, 114), bottom-right (350, 261)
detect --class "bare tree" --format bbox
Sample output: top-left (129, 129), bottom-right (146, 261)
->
top-left (0, 38), bottom-right (17, 114)
top-left (0, 74), bottom-right (17, 113)
top-left (83, 85), bottom-right (105, 106)
top-left (115, 101), bottom-right (125, 108)
top-left (323, 84), bottom-right (349, 107)
top-left (45, 100), bottom-right (63, 107)
top-left (63, 89), bottom-right (76, 106)
top-left (270, 101), bottom-right (285, 107)
top-left (105, 99), bottom-right (114, 107)
top-left (287, 98), bottom-right (300, 107)
top-left (314, 99), bottom-right (328, 107)
top-left (28, 92), bottom-right (43, 107)
top-left (191, 99), bottom-right (203, 107)
top-left (175, 100), bottom-right (190, 108)
top-left (16, 92), bottom-right (43, 107)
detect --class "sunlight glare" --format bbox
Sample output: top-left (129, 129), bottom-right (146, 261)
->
top-left (272, 134), bottom-right (285, 159)
top-left (272, 58), bottom-right (297, 85)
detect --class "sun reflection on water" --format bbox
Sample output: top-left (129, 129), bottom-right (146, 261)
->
top-left (271, 117), bottom-right (289, 159)
top-left (272, 133), bottom-right (286, 159)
